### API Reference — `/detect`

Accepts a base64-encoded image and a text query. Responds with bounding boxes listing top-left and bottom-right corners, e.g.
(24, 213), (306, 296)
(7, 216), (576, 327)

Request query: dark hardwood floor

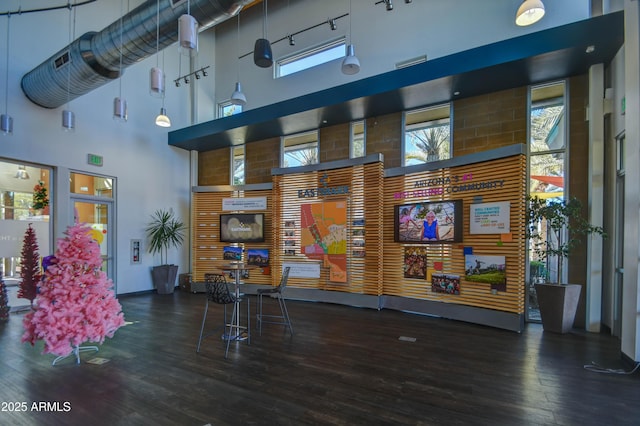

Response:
(1, 289), (639, 426)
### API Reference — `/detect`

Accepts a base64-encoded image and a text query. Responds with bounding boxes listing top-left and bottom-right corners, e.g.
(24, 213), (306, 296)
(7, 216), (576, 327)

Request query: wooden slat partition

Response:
(383, 154), (527, 314)
(272, 161), (384, 295)
(192, 190), (273, 286)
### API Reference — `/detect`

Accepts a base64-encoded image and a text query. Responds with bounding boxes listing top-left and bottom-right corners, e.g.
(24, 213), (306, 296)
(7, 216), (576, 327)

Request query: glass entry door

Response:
(72, 199), (114, 284)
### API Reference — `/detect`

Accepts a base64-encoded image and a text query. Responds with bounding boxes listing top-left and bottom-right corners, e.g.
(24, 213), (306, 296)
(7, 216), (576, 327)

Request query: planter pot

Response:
(151, 265), (179, 294)
(534, 283), (581, 333)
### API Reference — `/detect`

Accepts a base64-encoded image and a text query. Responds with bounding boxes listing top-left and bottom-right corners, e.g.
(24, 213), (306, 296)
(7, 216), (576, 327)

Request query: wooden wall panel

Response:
(383, 154), (527, 314)
(192, 190), (272, 286)
(273, 162), (384, 294)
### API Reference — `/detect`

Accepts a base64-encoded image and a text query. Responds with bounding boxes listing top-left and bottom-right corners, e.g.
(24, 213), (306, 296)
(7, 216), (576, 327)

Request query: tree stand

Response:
(52, 345), (99, 366)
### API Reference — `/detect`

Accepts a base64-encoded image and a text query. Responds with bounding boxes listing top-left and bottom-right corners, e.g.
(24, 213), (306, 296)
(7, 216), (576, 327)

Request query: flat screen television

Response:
(394, 200), (463, 243)
(219, 213), (265, 243)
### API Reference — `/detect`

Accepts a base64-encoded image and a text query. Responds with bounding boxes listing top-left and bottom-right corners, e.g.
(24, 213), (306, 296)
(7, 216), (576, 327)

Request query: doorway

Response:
(70, 172), (115, 288)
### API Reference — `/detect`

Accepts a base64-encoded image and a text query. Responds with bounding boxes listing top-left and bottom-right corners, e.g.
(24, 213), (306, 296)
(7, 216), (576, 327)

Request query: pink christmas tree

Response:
(18, 223), (41, 308)
(22, 222), (125, 359)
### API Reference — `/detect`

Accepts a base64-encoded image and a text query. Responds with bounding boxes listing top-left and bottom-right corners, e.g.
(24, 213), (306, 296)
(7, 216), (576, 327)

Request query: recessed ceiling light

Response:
(586, 45), (595, 53)
(454, 91), (460, 96)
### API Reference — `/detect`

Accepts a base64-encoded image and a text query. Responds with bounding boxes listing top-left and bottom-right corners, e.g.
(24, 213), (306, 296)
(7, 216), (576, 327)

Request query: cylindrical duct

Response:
(22, 0), (252, 109)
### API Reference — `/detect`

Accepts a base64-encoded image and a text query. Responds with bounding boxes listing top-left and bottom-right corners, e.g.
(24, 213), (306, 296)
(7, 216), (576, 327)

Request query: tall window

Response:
(232, 146), (245, 185)
(276, 39), (346, 78)
(527, 80), (567, 321)
(282, 131), (319, 168)
(403, 104), (451, 166)
(350, 121), (365, 158)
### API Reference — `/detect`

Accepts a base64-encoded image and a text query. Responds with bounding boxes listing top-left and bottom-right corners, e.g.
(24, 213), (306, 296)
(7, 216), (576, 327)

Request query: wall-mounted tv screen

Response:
(394, 200), (463, 243)
(220, 213), (265, 243)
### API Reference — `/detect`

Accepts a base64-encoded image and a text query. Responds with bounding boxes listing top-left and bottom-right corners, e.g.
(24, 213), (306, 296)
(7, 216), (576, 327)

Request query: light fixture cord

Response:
(236, 12), (240, 81)
(4, 13), (10, 114)
(263, 0), (268, 39)
(118, 0), (124, 99)
(155, 0), (159, 68)
(161, 50), (166, 108)
(348, 0), (352, 44)
(65, 3), (74, 109)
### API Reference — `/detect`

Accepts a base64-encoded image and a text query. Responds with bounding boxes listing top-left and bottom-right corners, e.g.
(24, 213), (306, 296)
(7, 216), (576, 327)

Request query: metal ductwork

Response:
(21, 0), (253, 109)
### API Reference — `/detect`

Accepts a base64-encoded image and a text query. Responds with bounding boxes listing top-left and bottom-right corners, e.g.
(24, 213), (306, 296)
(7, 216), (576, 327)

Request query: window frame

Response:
(402, 104), (452, 167)
(281, 130), (319, 168)
(350, 120), (366, 159)
(276, 38), (346, 78)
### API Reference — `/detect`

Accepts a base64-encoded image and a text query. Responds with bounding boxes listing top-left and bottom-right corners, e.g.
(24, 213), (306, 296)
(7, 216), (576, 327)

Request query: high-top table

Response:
(217, 262), (259, 341)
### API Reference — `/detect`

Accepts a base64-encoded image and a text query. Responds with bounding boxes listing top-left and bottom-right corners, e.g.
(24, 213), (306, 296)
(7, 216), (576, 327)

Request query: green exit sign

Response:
(88, 154), (103, 167)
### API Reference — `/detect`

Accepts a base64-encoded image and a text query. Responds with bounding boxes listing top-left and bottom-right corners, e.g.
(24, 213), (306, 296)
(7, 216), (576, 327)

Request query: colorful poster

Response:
(300, 201), (347, 282)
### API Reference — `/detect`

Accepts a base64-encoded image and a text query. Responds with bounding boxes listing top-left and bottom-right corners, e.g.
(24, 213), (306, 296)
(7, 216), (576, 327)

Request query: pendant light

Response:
(253, 0), (273, 68)
(515, 0), (545, 26)
(1, 13), (13, 135)
(230, 13), (246, 106)
(155, 51), (171, 128)
(150, 0), (165, 98)
(178, 0), (198, 57)
(62, 5), (76, 131)
(155, 107), (171, 127)
(342, 0), (360, 75)
(113, 0), (128, 122)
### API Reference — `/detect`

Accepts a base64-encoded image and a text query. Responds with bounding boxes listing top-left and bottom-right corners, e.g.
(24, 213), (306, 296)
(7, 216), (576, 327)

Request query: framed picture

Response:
(431, 274), (461, 295)
(404, 247), (427, 279)
(465, 254), (506, 289)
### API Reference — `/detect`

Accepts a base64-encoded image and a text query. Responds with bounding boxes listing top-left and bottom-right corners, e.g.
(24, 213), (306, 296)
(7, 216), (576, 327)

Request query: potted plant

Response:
(526, 195), (606, 333)
(146, 209), (186, 294)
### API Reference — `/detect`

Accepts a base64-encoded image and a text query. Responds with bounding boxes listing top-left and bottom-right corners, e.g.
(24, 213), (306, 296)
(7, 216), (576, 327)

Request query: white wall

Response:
(212, 0), (591, 113)
(0, 0), (192, 295)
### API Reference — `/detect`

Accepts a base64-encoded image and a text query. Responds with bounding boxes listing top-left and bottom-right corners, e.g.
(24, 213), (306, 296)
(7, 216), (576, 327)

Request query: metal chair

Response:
(196, 273), (250, 358)
(256, 267), (293, 336)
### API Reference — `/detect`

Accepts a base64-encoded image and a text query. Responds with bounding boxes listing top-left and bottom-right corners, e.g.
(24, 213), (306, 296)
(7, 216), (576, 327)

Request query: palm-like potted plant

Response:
(146, 209), (186, 294)
(526, 195), (606, 333)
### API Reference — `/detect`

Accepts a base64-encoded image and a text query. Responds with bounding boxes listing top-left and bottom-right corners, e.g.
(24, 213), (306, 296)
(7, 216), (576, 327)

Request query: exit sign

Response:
(88, 154), (103, 167)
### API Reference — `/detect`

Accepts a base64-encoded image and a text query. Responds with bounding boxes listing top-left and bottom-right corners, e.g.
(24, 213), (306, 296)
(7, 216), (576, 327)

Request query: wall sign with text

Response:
(469, 201), (510, 234)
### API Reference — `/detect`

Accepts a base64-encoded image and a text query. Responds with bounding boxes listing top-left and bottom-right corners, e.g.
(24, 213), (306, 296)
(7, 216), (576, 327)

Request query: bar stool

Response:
(196, 273), (250, 358)
(256, 267), (293, 336)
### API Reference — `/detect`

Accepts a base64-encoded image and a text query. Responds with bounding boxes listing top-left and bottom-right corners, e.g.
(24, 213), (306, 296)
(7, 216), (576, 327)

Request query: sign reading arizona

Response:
(300, 201), (347, 282)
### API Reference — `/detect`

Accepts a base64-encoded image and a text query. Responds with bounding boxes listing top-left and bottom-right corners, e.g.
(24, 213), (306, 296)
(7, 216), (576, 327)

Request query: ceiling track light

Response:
(240, 13), (350, 59)
(329, 19), (337, 30)
(374, 0), (394, 10)
(174, 66), (211, 88)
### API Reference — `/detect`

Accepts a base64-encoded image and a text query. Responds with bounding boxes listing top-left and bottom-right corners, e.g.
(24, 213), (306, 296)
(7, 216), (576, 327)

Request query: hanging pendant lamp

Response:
(113, 0), (127, 122)
(62, 6), (75, 132)
(342, 0), (360, 75)
(230, 82), (246, 106)
(155, 107), (171, 127)
(113, 97), (128, 122)
(1, 14), (13, 135)
(150, 0), (165, 97)
(178, 0), (198, 56)
(230, 13), (246, 106)
(515, 0), (545, 26)
(254, 0), (272, 68)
